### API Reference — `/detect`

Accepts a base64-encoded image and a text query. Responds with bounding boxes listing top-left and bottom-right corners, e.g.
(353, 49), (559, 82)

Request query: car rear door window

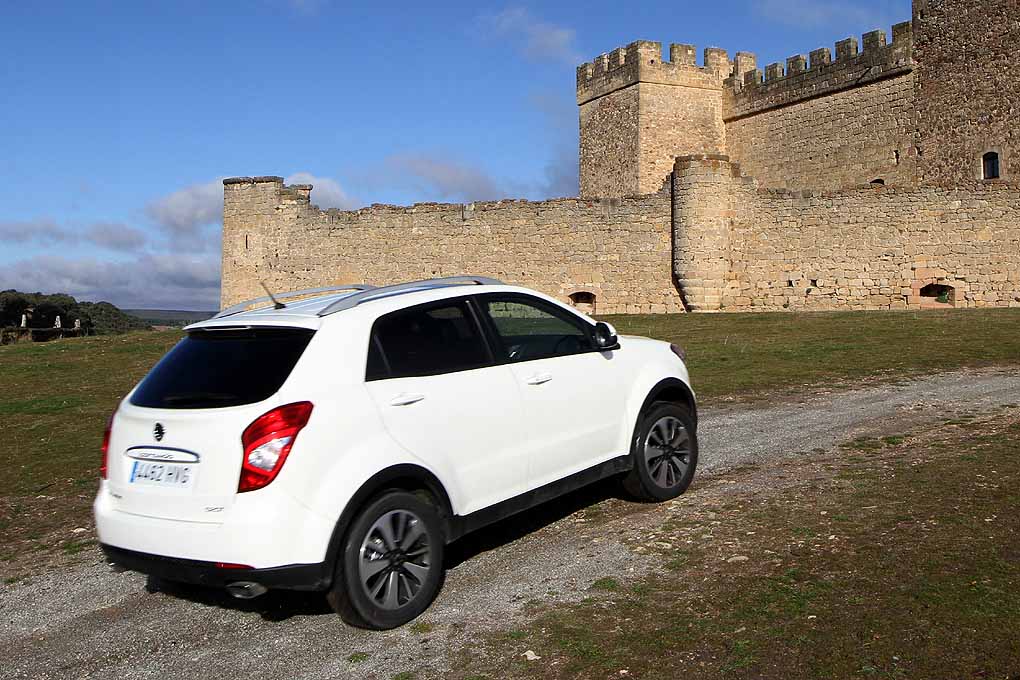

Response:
(130, 327), (314, 409)
(369, 299), (491, 379)
(480, 295), (594, 362)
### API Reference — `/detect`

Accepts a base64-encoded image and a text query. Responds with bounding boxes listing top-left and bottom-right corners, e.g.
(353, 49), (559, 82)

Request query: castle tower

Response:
(576, 41), (734, 198)
(913, 0), (1019, 186)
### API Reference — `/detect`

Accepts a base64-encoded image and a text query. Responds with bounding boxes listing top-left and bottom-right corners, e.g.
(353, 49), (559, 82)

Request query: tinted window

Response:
(130, 327), (314, 409)
(370, 300), (490, 379)
(365, 336), (389, 381)
(482, 296), (593, 362)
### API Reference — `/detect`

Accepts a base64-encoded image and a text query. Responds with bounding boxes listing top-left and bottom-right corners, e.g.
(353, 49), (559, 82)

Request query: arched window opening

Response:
(920, 283), (954, 305)
(983, 152), (1001, 180)
(568, 291), (597, 315)
(870, 178), (886, 186)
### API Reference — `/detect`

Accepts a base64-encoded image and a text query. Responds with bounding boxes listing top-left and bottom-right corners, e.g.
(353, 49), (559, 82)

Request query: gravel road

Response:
(2, 367), (1017, 680)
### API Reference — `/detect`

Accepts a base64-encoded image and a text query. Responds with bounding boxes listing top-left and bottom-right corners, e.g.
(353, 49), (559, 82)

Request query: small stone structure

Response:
(221, 0), (1019, 314)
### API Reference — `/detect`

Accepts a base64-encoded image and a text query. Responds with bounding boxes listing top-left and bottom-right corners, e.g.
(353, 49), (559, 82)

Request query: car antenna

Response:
(260, 281), (286, 310)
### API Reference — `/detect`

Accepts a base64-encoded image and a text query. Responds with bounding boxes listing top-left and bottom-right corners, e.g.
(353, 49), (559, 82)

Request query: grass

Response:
(604, 308), (1020, 402)
(453, 411), (1020, 679)
(590, 577), (620, 592)
(2, 309), (1019, 569)
(0, 330), (181, 570)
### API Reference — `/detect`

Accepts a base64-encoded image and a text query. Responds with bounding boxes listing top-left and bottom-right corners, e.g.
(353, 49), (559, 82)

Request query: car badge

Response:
(153, 423), (165, 442)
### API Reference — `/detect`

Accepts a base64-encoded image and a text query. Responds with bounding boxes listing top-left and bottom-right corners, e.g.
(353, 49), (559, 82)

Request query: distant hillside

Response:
(124, 309), (216, 326)
(0, 290), (151, 335)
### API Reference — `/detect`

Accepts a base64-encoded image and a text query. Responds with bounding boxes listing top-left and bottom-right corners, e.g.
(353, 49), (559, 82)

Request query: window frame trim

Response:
(473, 292), (601, 366)
(979, 148), (1005, 181)
(364, 295), (497, 382)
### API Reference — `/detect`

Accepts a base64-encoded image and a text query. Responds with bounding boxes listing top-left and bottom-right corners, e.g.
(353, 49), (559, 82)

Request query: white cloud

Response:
(0, 218), (78, 245)
(752, 0), (903, 30)
(385, 154), (506, 202)
(285, 172), (358, 210)
(481, 7), (581, 65)
(0, 218), (150, 252)
(145, 179), (223, 236)
(0, 253), (221, 310)
(85, 222), (148, 252)
(540, 145), (578, 198)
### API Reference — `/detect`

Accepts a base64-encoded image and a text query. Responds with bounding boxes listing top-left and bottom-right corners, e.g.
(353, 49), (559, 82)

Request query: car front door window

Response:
(482, 298), (593, 363)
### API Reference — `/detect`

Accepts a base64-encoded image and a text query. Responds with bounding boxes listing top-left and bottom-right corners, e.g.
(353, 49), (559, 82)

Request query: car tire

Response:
(326, 490), (445, 630)
(622, 401), (698, 502)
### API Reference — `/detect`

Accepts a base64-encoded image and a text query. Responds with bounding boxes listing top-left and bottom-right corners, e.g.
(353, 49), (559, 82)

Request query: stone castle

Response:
(221, 0), (1019, 314)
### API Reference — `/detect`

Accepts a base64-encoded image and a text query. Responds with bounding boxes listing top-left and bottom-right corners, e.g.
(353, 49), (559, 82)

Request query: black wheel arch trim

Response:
(641, 378), (698, 431)
(322, 464), (454, 588)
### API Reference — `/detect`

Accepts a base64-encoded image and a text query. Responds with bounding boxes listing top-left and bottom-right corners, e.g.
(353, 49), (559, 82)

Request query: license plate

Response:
(129, 460), (195, 489)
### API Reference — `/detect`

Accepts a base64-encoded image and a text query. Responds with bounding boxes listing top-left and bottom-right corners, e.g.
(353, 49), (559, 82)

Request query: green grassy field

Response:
(0, 309), (1018, 569)
(605, 308), (1020, 401)
(0, 331), (181, 567)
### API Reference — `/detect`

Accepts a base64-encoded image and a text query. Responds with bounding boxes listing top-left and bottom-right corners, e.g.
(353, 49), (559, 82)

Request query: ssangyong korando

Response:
(95, 276), (698, 629)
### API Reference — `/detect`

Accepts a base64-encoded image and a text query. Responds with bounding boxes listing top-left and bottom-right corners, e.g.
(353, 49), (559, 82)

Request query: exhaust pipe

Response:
(226, 581), (268, 599)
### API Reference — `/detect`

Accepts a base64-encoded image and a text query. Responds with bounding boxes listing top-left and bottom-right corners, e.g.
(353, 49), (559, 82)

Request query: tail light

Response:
(670, 343), (687, 362)
(100, 411), (115, 479)
(239, 402), (313, 493)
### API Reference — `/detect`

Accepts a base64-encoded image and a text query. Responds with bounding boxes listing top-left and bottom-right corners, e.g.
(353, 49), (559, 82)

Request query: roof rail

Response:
(317, 275), (504, 316)
(214, 284), (376, 319)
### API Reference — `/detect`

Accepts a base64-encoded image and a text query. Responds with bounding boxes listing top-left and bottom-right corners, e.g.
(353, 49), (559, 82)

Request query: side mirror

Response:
(593, 322), (619, 351)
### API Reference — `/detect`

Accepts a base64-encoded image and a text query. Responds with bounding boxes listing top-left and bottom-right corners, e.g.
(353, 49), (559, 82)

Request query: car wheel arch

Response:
(322, 464), (455, 585)
(640, 378), (697, 430)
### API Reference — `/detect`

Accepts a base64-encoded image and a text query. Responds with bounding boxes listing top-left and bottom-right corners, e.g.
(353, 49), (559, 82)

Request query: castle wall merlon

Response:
(724, 21), (913, 119)
(577, 40), (729, 104)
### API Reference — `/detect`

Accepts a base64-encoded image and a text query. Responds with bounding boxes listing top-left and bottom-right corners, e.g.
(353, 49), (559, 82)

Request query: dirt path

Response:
(2, 367), (1017, 680)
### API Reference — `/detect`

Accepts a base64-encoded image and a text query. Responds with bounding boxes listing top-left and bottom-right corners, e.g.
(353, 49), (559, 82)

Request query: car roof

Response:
(186, 277), (566, 332)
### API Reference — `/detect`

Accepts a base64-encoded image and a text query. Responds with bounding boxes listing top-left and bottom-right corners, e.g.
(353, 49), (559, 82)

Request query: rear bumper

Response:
(101, 544), (331, 591)
(93, 481), (335, 568)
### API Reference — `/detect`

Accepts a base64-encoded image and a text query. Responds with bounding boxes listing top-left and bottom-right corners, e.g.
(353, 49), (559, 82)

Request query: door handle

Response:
(525, 373), (553, 386)
(389, 393), (426, 406)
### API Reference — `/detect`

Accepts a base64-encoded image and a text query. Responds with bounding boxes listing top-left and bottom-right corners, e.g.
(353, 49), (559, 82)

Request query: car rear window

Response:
(129, 327), (315, 409)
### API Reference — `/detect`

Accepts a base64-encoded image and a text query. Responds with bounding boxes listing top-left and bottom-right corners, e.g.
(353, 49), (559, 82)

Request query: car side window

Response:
(481, 295), (594, 362)
(368, 299), (491, 380)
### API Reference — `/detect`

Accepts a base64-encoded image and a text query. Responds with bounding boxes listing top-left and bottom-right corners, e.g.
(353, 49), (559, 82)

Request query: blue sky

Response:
(0, 0), (909, 309)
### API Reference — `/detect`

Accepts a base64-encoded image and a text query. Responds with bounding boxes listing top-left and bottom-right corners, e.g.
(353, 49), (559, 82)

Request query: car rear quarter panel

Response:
(272, 321), (468, 552)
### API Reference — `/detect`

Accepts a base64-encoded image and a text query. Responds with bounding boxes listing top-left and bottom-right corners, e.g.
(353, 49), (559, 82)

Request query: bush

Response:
(0, 290), (150, 335)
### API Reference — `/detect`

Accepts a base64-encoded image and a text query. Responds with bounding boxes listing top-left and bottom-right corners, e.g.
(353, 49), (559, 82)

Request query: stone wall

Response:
(673, 156), (1020, 312)
(578, 86), (641, 199)
(914, 0), (1020, 186)
(221, 177), (685, 315)
(723, 24), (916, 190)
(725, 73), (916, 190)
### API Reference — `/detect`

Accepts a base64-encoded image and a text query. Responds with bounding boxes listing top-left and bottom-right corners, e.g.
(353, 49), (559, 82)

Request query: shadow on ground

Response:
(142, 478), (631, 622)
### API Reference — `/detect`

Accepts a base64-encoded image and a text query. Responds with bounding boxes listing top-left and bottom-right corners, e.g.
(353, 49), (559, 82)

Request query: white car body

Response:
(94, 277), (696, 606)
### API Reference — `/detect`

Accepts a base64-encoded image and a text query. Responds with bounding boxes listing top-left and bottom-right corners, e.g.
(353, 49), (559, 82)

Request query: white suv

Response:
(95, 276), (698, 629)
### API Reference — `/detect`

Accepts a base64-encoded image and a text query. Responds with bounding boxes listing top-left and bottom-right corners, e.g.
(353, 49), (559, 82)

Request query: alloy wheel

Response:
(358, 509), (431, 610)
(643, 415), (691, 489)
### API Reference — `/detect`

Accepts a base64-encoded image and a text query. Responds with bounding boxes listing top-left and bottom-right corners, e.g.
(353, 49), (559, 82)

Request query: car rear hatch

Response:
(105, 326), (315, 523)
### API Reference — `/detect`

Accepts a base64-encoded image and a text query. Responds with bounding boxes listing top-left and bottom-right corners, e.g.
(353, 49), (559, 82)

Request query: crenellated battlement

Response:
(576, 40), (731, 105)
(724, 21), (913, 119)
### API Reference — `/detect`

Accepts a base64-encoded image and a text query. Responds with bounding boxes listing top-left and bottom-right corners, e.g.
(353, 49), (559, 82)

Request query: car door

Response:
(364, 297), (527, 515)
(476, 293), (628, 491)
